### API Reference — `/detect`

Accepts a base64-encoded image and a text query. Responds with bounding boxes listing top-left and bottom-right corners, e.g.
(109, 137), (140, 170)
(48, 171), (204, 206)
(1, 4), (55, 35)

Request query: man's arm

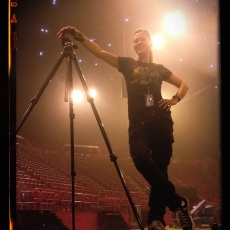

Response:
(57, 25), (119, 69)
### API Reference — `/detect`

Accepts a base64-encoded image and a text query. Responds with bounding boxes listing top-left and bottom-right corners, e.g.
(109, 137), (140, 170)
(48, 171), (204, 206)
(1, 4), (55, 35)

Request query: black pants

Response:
(129, 114), (181, 226)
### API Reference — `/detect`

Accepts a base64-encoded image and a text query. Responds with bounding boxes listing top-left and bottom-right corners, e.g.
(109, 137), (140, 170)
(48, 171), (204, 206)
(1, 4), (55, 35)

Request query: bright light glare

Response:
(72, 89), (97, 103)
(164, 12), (185, 35)
(89, 89), (96, 98)
(72, 90), (83, 103)
(152, 35), (163, 49)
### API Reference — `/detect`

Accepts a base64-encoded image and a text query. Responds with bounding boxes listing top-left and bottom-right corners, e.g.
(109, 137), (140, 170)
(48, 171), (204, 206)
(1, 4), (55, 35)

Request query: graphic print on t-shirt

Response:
(131, 66), (160, 85)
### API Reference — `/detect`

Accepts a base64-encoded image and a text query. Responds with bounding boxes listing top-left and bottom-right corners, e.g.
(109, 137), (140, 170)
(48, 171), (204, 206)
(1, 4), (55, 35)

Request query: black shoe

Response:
(176, 196), (195, 230)
(148, 220), (166, 230)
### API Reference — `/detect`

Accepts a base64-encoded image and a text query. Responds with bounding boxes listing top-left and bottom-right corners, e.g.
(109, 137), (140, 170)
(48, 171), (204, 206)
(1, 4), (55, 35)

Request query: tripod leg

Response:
(10, 51), (67, 144)
(14, 41), (78, 230)
(71, 52), (145, 230)
(65, 55), (77, 230)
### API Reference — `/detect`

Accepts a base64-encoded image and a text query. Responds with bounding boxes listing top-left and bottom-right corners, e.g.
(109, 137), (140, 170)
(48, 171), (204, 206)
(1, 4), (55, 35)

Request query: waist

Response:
(128, 108), (170, 122)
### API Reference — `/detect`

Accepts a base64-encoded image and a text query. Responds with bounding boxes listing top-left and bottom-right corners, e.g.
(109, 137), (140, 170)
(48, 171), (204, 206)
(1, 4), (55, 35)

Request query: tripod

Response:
(12, 36), (144, 230)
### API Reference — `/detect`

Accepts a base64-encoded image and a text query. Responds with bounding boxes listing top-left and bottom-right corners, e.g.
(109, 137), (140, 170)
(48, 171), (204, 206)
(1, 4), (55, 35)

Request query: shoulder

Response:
(118, 56), (136, 64)
(155, 63), (168, 69)
(118, 57), (138, 71)
(155, 63), (172, 79)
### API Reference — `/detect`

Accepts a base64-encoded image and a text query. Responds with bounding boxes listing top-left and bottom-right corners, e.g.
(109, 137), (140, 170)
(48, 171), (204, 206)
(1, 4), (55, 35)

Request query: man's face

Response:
(133, 31), (152, 56)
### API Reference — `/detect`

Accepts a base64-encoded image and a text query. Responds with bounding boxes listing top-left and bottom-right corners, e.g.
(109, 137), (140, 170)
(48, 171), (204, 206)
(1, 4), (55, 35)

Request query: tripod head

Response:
(61, 34), (78, 49)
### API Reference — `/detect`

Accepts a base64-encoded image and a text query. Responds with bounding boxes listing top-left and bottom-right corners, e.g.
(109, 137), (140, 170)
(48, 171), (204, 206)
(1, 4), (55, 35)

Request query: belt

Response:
(129, 109), (156, 122)
(129, 110), (173, 129)
(146, 110), (156, 117)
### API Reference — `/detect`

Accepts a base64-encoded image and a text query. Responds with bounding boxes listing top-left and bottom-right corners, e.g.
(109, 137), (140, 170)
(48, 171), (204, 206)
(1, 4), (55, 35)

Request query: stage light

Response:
(152, 35), (163, 49)
(72, 89), (97, 103)
(164, 12), (185, 35)
(89, 89), (96, 99)
(72, 90), (83, 103)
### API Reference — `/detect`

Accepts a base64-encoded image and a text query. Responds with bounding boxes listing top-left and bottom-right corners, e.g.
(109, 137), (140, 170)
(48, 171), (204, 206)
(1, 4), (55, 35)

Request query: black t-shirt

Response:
(118, 57), (172, 121)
